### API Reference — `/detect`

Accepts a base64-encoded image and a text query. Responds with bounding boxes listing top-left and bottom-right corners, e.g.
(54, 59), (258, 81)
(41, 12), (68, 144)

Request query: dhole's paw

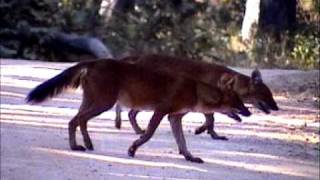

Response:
(128, 146), (136, 157)
(185, 156), (204, 163)
(194, 126), (207, 135)
(211, 135), (228, 141)
(210, 132), (228, 141)
(86, 144), (94, 151)
(71, 145), (86, 151)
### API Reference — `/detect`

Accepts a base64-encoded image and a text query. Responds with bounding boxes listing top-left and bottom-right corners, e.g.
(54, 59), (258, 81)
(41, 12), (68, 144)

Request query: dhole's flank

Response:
(26, 59), (250, 163)
(115, 54), (278, 140)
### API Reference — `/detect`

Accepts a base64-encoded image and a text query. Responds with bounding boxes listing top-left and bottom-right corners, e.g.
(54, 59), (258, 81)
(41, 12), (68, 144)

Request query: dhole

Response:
(26, 59), (251, 163)
(115, 54), (279, 140)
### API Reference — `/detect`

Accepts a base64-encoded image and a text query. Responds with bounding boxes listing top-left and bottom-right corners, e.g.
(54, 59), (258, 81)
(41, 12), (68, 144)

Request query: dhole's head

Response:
(219, 69), (279, 114)
(248, 69), (279, 114)
(218, 77), (251, 122)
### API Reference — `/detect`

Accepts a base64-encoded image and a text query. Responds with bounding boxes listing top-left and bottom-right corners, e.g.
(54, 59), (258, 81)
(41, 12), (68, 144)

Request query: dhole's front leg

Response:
(168, 114), (204, 163)
(128, 111), (166, 157)
(194, 113), (228, 140)
(115, 107), (145, 134)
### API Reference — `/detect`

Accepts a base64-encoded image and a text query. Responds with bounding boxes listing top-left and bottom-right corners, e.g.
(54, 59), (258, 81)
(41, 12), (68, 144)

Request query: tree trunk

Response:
(241, 0), (261, 42)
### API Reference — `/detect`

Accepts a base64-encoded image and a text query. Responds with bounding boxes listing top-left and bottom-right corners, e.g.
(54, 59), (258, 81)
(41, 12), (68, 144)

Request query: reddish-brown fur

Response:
(27, 59), (250, 163)
(115, 54), (279, 140)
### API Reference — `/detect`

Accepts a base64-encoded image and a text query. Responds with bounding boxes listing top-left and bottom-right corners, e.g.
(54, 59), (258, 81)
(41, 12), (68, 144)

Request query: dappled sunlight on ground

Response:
(34, 147), (208, 172)
(1, 101), (318, 145)
(1, 59), (319, 180)
(201, 157), (314, 178)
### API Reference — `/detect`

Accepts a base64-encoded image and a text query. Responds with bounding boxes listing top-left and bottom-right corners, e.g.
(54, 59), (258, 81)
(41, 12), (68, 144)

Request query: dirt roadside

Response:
(1, 59), (319, 180)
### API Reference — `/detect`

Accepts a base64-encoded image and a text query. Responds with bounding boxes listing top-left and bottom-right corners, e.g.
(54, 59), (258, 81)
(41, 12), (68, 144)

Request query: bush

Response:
(0, 0), (319, 70)
(291, 33), (320, 69)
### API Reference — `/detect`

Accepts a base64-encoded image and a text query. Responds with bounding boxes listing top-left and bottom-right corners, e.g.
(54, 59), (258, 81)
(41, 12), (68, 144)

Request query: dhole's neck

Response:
(233, 74), (251, 99)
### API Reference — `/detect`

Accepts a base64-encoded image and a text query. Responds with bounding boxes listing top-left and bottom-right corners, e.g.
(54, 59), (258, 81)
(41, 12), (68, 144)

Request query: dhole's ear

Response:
(251, 68), (262, 84)
(218, 73), (235, 90)
(225, 77), (235, 90)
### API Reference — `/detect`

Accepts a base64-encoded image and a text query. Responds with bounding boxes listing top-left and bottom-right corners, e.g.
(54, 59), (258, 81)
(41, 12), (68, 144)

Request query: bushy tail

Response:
(26, 63), (87, 103)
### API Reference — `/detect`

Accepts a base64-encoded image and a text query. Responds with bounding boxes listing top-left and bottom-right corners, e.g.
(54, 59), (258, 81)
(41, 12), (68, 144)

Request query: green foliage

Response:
(104, 0), (203, 57)
(0, 0), (100, 60)
(288, 0), (320, 69)
(291, 33), (320, 69)
(103, 0), (246, 64)
(248, 0), (320, 69)
(0, 0), (319, 69)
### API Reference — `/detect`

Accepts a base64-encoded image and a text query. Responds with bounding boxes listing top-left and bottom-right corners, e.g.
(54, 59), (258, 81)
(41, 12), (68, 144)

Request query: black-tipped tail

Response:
(26, 64), (84, 104)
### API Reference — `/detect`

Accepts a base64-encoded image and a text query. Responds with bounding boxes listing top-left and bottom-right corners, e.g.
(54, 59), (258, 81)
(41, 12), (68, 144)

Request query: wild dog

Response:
(115, 54), (279, 140)
(26, 59), (250, 163)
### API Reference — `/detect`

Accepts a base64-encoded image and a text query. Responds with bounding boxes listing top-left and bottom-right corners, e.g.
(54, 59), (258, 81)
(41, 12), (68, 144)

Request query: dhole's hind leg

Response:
(79, 115), (94, 150)
(168, 114), (204, 163)
(69, 115), (85, 151)
(115, 104), (122, 129)
(69, 107), (102, 151)
(128, 110), (145, 134)
(69, 98), (115, 151)
(128, 111), (166, 157)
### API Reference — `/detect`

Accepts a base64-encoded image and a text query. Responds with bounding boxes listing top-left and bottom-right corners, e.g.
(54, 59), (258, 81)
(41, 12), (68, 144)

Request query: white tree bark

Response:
(241, 0), (261, 42)
(99, 0), (116, 22)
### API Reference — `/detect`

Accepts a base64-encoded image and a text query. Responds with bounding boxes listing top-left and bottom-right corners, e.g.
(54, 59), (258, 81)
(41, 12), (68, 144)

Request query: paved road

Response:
(1, 59), (319, 180)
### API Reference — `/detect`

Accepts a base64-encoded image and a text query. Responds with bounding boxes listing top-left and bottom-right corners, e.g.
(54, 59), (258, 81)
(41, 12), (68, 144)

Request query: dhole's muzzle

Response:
(255, 100), (279, 114)
(226, 105), (251, 122)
